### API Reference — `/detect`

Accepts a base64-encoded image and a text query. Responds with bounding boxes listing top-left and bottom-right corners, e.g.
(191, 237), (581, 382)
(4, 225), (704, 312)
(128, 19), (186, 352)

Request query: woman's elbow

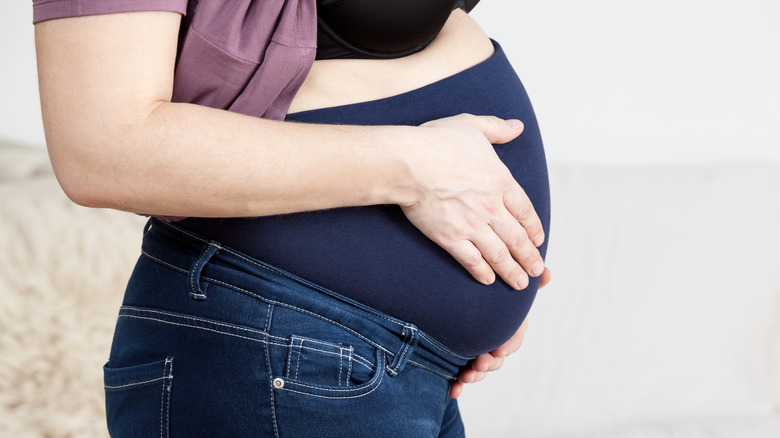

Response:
(48, 154), (109, 208)
(45, 136), (127, 210)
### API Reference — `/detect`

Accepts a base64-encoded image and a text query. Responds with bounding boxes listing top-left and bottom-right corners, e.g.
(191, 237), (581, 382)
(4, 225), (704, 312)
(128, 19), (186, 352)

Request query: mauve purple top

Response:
(33, 0), (317, 120)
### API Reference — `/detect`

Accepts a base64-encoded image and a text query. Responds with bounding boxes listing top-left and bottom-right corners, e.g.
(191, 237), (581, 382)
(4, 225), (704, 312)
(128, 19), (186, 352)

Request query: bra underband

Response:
(316, 0), (480, 60)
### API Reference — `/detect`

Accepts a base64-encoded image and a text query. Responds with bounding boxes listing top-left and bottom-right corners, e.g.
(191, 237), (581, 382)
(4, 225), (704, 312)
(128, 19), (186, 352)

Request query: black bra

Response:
(316, 0), (480, 60)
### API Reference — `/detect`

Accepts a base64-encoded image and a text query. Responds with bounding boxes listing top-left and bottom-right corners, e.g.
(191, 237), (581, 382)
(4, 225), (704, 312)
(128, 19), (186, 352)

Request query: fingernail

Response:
(532, 261), (544, 277)
(516, 275), (529, 290)
(533, 232), (544, 247)
(508, 119), (524, 130)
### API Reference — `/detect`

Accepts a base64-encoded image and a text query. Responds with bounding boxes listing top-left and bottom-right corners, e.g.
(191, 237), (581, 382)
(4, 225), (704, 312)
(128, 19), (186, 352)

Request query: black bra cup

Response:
(316, 0), (480, 60)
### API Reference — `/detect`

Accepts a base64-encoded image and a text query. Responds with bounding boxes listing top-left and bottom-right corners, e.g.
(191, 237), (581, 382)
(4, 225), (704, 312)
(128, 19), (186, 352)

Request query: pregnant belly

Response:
(180, 43), (550, 356)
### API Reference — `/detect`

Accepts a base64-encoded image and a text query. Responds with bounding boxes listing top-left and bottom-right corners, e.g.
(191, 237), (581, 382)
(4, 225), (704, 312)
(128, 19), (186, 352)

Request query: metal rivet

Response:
(272, 378), (285, 389)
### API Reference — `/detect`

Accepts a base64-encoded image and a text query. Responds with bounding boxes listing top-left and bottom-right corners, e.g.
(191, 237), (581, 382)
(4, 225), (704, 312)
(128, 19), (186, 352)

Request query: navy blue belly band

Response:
(179, 41), (550, 356)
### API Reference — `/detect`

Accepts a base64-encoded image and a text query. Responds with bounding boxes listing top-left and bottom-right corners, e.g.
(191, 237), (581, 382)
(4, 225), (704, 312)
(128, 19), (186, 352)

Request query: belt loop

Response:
(143, 218), (154, 235)
(188, 241), (221, 300)
(387, 324), (418, 377)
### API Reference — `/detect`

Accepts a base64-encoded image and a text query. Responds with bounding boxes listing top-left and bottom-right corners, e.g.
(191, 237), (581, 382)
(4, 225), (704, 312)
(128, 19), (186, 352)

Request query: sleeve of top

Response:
(32, 0), (189, 24)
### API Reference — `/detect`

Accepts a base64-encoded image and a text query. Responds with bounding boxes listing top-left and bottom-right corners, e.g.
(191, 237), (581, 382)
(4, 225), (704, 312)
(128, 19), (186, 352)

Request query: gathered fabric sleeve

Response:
(33, 0), (317, 121)
(32, 0), (189, 24)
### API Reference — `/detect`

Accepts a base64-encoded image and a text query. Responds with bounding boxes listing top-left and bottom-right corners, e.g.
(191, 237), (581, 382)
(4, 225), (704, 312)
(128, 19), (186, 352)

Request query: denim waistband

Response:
(140, 217), (473, 382)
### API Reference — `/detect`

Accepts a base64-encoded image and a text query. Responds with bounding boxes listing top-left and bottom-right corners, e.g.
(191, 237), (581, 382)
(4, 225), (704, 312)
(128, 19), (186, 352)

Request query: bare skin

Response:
(34, 8), (549, 398)
(288, 10), (495, 113)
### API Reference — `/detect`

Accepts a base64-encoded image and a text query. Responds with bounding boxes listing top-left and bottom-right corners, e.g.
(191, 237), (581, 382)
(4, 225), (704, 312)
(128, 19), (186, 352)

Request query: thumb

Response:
(475, 116), (524, 145)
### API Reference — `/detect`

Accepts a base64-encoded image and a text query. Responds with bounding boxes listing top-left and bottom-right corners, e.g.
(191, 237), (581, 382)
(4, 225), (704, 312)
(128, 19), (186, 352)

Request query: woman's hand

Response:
(400, 114), (545, 290)
(449, 267), (551, 398)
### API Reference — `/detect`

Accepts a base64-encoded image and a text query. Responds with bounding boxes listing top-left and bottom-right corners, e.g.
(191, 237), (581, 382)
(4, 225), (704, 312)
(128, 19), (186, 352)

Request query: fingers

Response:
(450, 351), (507, 398)
(492, 318), (528, 357)
(468, 225), (527, 289)
(424, 114), (524, 145)
(460, 348), (513, 384)
(449, 381), (464, 398)
(456, 354), (502, 385)
(469, 114), (525, 145)
(450, 319), (531, 398)
(437, 203), (544, 290)
(504, 181), (545, 247)
(472, 353), (506, 374)
(485, 209), (545, 288)
(447, 240), (496, 286)
(539, 267), (552, 289)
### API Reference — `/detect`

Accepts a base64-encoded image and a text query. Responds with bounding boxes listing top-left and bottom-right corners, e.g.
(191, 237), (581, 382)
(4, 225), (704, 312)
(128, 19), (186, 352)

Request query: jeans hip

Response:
(103, 217), (472, 437)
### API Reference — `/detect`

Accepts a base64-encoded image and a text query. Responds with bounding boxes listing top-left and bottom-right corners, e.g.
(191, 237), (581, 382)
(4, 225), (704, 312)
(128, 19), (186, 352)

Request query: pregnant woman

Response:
(34, 0), (550, 436)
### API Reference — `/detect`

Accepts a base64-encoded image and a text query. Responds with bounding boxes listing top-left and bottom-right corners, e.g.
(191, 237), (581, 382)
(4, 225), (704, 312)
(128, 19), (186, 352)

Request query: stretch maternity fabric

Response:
(180, 41), (551, 356)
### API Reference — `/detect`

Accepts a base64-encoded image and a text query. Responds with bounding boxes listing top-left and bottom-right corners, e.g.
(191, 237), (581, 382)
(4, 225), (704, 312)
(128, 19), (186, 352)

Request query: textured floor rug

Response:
(0, 144), (146, 437)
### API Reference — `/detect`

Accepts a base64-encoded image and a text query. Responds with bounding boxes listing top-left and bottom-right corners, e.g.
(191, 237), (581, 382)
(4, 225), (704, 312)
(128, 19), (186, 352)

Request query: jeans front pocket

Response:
(104, 357), (174, 438)
(285, 335), (352, 385)
(267, 305), (386, 399)
(284, 335), (379, 388)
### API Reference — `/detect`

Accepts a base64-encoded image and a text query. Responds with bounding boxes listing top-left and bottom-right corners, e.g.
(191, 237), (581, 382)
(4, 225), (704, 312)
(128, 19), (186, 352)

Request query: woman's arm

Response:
(35, 11), (545, 289)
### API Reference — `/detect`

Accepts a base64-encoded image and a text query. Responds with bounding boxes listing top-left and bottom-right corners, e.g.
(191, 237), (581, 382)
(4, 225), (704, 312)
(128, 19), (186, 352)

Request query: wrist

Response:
(365, 125), (424, 208)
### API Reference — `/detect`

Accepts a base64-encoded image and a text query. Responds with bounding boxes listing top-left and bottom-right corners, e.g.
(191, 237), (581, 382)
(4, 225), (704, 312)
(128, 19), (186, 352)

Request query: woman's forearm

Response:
(35, 12), (418, 218)
(50, 98), (418, 217)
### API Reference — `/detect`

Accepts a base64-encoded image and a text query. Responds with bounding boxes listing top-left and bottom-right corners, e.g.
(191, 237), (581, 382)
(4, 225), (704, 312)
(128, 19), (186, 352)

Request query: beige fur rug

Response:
(0, 144), (146, 437)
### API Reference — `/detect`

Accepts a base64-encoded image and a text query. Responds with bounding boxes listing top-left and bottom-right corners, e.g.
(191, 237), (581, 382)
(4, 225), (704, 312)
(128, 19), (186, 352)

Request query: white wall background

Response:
(1, 2), (45, 148)
(3, 1), (780, 164)
(470, 0), (780, 164)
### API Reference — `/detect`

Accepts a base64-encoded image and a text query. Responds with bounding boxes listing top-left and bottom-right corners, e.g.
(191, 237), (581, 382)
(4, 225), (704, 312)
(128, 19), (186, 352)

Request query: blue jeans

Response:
(104, 218), (473, 437)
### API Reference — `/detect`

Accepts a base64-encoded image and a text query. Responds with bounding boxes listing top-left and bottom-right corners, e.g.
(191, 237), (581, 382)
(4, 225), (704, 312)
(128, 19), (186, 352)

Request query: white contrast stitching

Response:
(264, 303), (272, 332)
(263, 333), (280, 438)
(416, 331), (470, 360)
(104, 375), (169, 390)
(279, 355), (385, 400)
(407, 360), (458, 381)
(284, 347), (292, 379)
(280, 353), (385, 394)
(160, 369), (165, 438)
(201, 277), (393, 357)
(162, 358), (172, 438)
(294, 338), (302, 380)
(351, 353), (373, 370)
(287, 336), (340, 350)
(119, 315), (268, 344)
(121, 307), (268, 337)
(141, 250), (187, 273)
(188, 248), (205, 295)
(338, 347), (343, 386)
(278, 384), (382, 400)
(345, 346), (354, 386)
